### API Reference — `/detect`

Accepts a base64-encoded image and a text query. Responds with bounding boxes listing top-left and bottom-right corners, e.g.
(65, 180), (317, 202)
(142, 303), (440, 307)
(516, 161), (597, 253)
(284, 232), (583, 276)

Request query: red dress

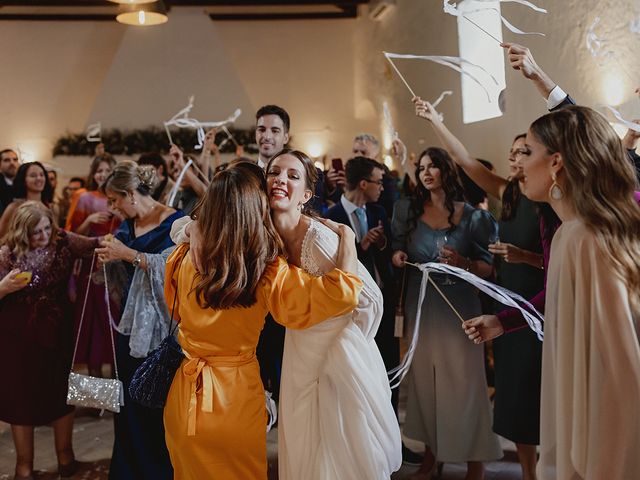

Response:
(0, 231), (98, 425)
(66, 190), (121, 370)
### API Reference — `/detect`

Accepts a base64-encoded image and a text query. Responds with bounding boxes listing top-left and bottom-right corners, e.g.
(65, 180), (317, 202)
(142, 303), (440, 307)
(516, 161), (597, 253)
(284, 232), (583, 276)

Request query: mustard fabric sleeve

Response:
(264, 256), (363, 330)
(164, 243), (189, 323)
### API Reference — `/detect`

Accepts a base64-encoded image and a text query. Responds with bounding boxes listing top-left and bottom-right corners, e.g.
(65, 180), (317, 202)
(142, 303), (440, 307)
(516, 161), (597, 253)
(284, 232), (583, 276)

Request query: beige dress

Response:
(539, 220), (640, 479)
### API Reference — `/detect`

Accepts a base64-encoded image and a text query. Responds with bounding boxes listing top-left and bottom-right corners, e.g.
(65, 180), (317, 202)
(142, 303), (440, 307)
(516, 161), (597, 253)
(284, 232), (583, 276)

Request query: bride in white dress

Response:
(266, 150), (401, 480)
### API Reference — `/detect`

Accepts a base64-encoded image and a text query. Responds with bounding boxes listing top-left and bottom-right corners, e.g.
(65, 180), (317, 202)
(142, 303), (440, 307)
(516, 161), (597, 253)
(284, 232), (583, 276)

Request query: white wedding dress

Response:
(278, 219), (402, 480)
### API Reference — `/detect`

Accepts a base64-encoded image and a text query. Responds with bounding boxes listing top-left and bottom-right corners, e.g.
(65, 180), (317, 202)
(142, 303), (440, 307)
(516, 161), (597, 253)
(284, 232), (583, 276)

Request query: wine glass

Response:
(436, 234), (455, 285)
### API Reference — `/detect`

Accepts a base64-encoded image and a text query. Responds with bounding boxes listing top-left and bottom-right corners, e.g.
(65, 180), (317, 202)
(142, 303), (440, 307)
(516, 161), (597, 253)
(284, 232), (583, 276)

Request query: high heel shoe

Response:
(58, 459), (78, 478)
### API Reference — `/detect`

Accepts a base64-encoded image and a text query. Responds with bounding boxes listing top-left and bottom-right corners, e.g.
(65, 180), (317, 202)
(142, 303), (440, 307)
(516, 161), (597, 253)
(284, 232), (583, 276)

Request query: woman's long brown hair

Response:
(193, 161), (283, 309)
(409, 147), (464, 234)
(530, 105), (640, 312)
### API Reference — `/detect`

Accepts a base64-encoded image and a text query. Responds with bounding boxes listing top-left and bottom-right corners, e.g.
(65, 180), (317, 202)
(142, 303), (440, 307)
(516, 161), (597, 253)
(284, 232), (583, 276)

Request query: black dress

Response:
(492, 195), (544, 445)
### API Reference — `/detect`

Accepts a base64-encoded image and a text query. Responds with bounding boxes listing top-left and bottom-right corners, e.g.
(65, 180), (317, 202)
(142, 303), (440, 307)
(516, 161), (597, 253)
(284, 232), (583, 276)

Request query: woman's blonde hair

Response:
(1, 201), (57, 258)
(530, 105), (640, 311)
(101, 160), (157, 197)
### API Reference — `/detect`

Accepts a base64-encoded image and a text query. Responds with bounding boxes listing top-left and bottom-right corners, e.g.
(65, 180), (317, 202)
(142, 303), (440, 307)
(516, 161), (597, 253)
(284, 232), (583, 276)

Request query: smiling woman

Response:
(95, 159), (183, 479)
(264, 149), (402, 480)
(64, 154), (122, 382)
(0, 161), (54, 238)
(0, 201), (100, 479)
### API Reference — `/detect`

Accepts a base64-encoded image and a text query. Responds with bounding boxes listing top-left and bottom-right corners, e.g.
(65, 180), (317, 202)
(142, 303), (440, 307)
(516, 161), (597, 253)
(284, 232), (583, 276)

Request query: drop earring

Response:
(548, 172), (564, 200)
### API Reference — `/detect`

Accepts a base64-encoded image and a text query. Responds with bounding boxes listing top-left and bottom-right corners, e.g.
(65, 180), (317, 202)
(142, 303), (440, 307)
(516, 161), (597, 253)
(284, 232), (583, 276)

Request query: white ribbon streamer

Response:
(86, 122), (102, 143)
(444, 0), (546, 37)
(432, 90), (453, 109)
(266, 390), (277, 433)
(491, 0), (546, 13)
(605, 106), (640, 133)
(387, 261), (544, 389)
(384, 52), (498, 102)
(164, 96), (242, 150)
(167, 158), (193, 207)
(387, 268), (429, 389)
(586, 17), (614, 60)
(383, 101), (397, 140)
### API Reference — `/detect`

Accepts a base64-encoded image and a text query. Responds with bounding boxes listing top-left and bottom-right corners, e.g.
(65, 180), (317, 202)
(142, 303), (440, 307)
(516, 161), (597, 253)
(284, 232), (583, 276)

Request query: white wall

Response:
(356, 0), (639, 176)
(1, 1), (637, 182)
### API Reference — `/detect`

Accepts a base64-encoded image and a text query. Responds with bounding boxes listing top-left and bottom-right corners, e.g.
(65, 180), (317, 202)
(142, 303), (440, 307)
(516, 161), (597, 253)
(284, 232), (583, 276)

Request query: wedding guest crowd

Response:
(0, 40), (638, 480)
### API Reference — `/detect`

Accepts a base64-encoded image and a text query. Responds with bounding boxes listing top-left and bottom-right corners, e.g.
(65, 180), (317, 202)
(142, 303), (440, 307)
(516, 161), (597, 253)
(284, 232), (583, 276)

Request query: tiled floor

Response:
(1, 365), (523, 479)
(0, 413), (523, 479)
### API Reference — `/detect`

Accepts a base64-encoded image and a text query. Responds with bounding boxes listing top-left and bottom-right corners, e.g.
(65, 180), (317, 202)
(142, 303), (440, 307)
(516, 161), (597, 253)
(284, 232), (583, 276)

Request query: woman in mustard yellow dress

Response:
(163, 162), (363, 480)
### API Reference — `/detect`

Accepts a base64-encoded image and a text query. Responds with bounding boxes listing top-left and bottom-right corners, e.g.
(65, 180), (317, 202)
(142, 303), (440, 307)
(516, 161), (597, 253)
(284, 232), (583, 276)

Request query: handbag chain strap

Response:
(69, 251), (120, 381)
(102, 262), (120, 381)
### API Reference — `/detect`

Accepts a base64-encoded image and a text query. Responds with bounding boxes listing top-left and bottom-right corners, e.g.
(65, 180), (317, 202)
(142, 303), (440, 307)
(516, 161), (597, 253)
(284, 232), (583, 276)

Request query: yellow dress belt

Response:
(181, 350), (256, 436)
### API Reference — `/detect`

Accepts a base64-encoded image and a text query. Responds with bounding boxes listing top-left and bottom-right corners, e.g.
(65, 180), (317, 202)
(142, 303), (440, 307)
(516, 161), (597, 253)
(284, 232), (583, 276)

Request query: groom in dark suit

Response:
(326, 156), (399, 407)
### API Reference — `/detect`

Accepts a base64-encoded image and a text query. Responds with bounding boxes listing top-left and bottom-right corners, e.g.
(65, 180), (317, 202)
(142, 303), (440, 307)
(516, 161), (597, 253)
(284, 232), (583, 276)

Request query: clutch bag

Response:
(67, 372), (124, 413)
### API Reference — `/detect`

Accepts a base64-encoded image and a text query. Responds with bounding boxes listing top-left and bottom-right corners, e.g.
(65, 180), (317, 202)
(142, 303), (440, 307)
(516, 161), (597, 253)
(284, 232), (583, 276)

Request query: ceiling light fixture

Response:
(116, 1), (168, 26)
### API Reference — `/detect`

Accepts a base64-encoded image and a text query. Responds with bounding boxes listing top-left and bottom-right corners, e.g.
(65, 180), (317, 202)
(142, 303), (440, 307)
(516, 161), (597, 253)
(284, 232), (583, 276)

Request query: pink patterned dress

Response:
(0, 231), (98, 424)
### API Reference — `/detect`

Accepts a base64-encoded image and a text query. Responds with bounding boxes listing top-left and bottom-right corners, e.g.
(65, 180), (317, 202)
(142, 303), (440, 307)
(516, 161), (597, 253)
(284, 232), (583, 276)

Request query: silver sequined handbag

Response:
(67, 253), (124, 413)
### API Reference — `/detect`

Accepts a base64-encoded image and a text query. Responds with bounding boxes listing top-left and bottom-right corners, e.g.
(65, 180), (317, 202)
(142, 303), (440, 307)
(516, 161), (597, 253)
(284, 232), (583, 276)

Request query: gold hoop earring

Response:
(548, 172), (564, 200)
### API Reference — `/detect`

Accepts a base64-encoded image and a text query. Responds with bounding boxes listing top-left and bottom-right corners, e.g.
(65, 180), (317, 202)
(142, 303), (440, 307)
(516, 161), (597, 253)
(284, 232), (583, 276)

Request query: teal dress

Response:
(492, 195), (544, 445)
(392, 200), (502, 462)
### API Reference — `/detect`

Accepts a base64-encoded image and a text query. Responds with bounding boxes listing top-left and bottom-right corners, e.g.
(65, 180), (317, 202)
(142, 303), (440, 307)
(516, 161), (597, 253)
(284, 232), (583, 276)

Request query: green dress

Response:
(392, 200), (502, 462)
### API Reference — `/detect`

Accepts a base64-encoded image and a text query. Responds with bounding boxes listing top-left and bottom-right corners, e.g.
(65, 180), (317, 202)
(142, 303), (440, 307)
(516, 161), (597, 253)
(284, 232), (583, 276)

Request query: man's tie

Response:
(354, 207), (368, 242)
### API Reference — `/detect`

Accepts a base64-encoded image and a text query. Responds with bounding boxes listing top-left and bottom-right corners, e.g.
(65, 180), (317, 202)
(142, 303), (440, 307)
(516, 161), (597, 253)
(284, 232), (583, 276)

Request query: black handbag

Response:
(129, 250), (186, 408)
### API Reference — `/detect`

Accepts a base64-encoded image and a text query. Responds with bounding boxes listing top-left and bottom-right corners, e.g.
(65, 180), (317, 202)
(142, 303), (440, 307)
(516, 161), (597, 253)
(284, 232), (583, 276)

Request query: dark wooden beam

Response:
(0, 13), (116, 21)
(0, 0), (368, 5)
(208, 6), (358, 21)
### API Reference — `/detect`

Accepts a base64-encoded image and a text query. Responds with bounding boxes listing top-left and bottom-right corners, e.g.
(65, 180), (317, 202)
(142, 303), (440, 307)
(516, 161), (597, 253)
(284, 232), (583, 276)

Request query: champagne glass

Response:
(436, 234), (455, 285)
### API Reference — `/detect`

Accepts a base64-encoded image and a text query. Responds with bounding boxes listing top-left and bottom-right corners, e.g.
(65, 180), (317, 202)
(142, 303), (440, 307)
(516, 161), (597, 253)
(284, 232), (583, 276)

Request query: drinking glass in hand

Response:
(436, 234), (455, 285)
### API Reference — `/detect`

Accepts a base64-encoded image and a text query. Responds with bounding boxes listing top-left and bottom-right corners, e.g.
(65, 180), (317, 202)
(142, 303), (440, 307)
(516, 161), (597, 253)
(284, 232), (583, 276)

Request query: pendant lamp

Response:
(116, 1), (168, 26)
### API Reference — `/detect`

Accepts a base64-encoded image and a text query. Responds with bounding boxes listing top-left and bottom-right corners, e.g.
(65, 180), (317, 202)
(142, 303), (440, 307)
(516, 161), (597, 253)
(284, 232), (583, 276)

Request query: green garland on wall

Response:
(53, 127), (259, 156)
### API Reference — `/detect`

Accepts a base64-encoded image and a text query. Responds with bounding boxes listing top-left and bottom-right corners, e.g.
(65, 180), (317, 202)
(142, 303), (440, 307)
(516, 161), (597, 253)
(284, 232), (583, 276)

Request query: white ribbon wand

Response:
(387, 260), (544, 388)
(86, 122), (102, 143)
(385, 52), (498, 102)
(164, 96), (242, 149)
(605, 106), (640, 133)
(444, 0), (547, 41)
(167, 158), (194, 208)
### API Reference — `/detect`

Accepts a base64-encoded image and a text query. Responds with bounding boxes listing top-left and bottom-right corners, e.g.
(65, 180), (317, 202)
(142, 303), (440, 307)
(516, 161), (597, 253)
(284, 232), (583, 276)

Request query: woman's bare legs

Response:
(52, 411), (75, 467)
(466, 461), (485, 480)
(10, 425), (34, 477)
(516, 443), (538, 480)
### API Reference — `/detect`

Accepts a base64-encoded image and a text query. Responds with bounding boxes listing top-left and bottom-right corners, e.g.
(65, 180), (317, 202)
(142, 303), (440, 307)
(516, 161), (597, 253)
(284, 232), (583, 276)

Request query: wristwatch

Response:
(132, 252), (143, 268)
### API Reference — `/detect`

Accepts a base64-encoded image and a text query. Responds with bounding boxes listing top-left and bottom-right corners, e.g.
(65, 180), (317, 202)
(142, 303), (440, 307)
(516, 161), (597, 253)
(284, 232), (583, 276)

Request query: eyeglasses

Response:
(363, 179), (384, 186)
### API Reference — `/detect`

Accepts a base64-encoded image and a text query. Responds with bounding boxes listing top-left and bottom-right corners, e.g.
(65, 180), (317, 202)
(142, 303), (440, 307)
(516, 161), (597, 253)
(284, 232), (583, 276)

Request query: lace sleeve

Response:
(302, 220), (383, 339)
